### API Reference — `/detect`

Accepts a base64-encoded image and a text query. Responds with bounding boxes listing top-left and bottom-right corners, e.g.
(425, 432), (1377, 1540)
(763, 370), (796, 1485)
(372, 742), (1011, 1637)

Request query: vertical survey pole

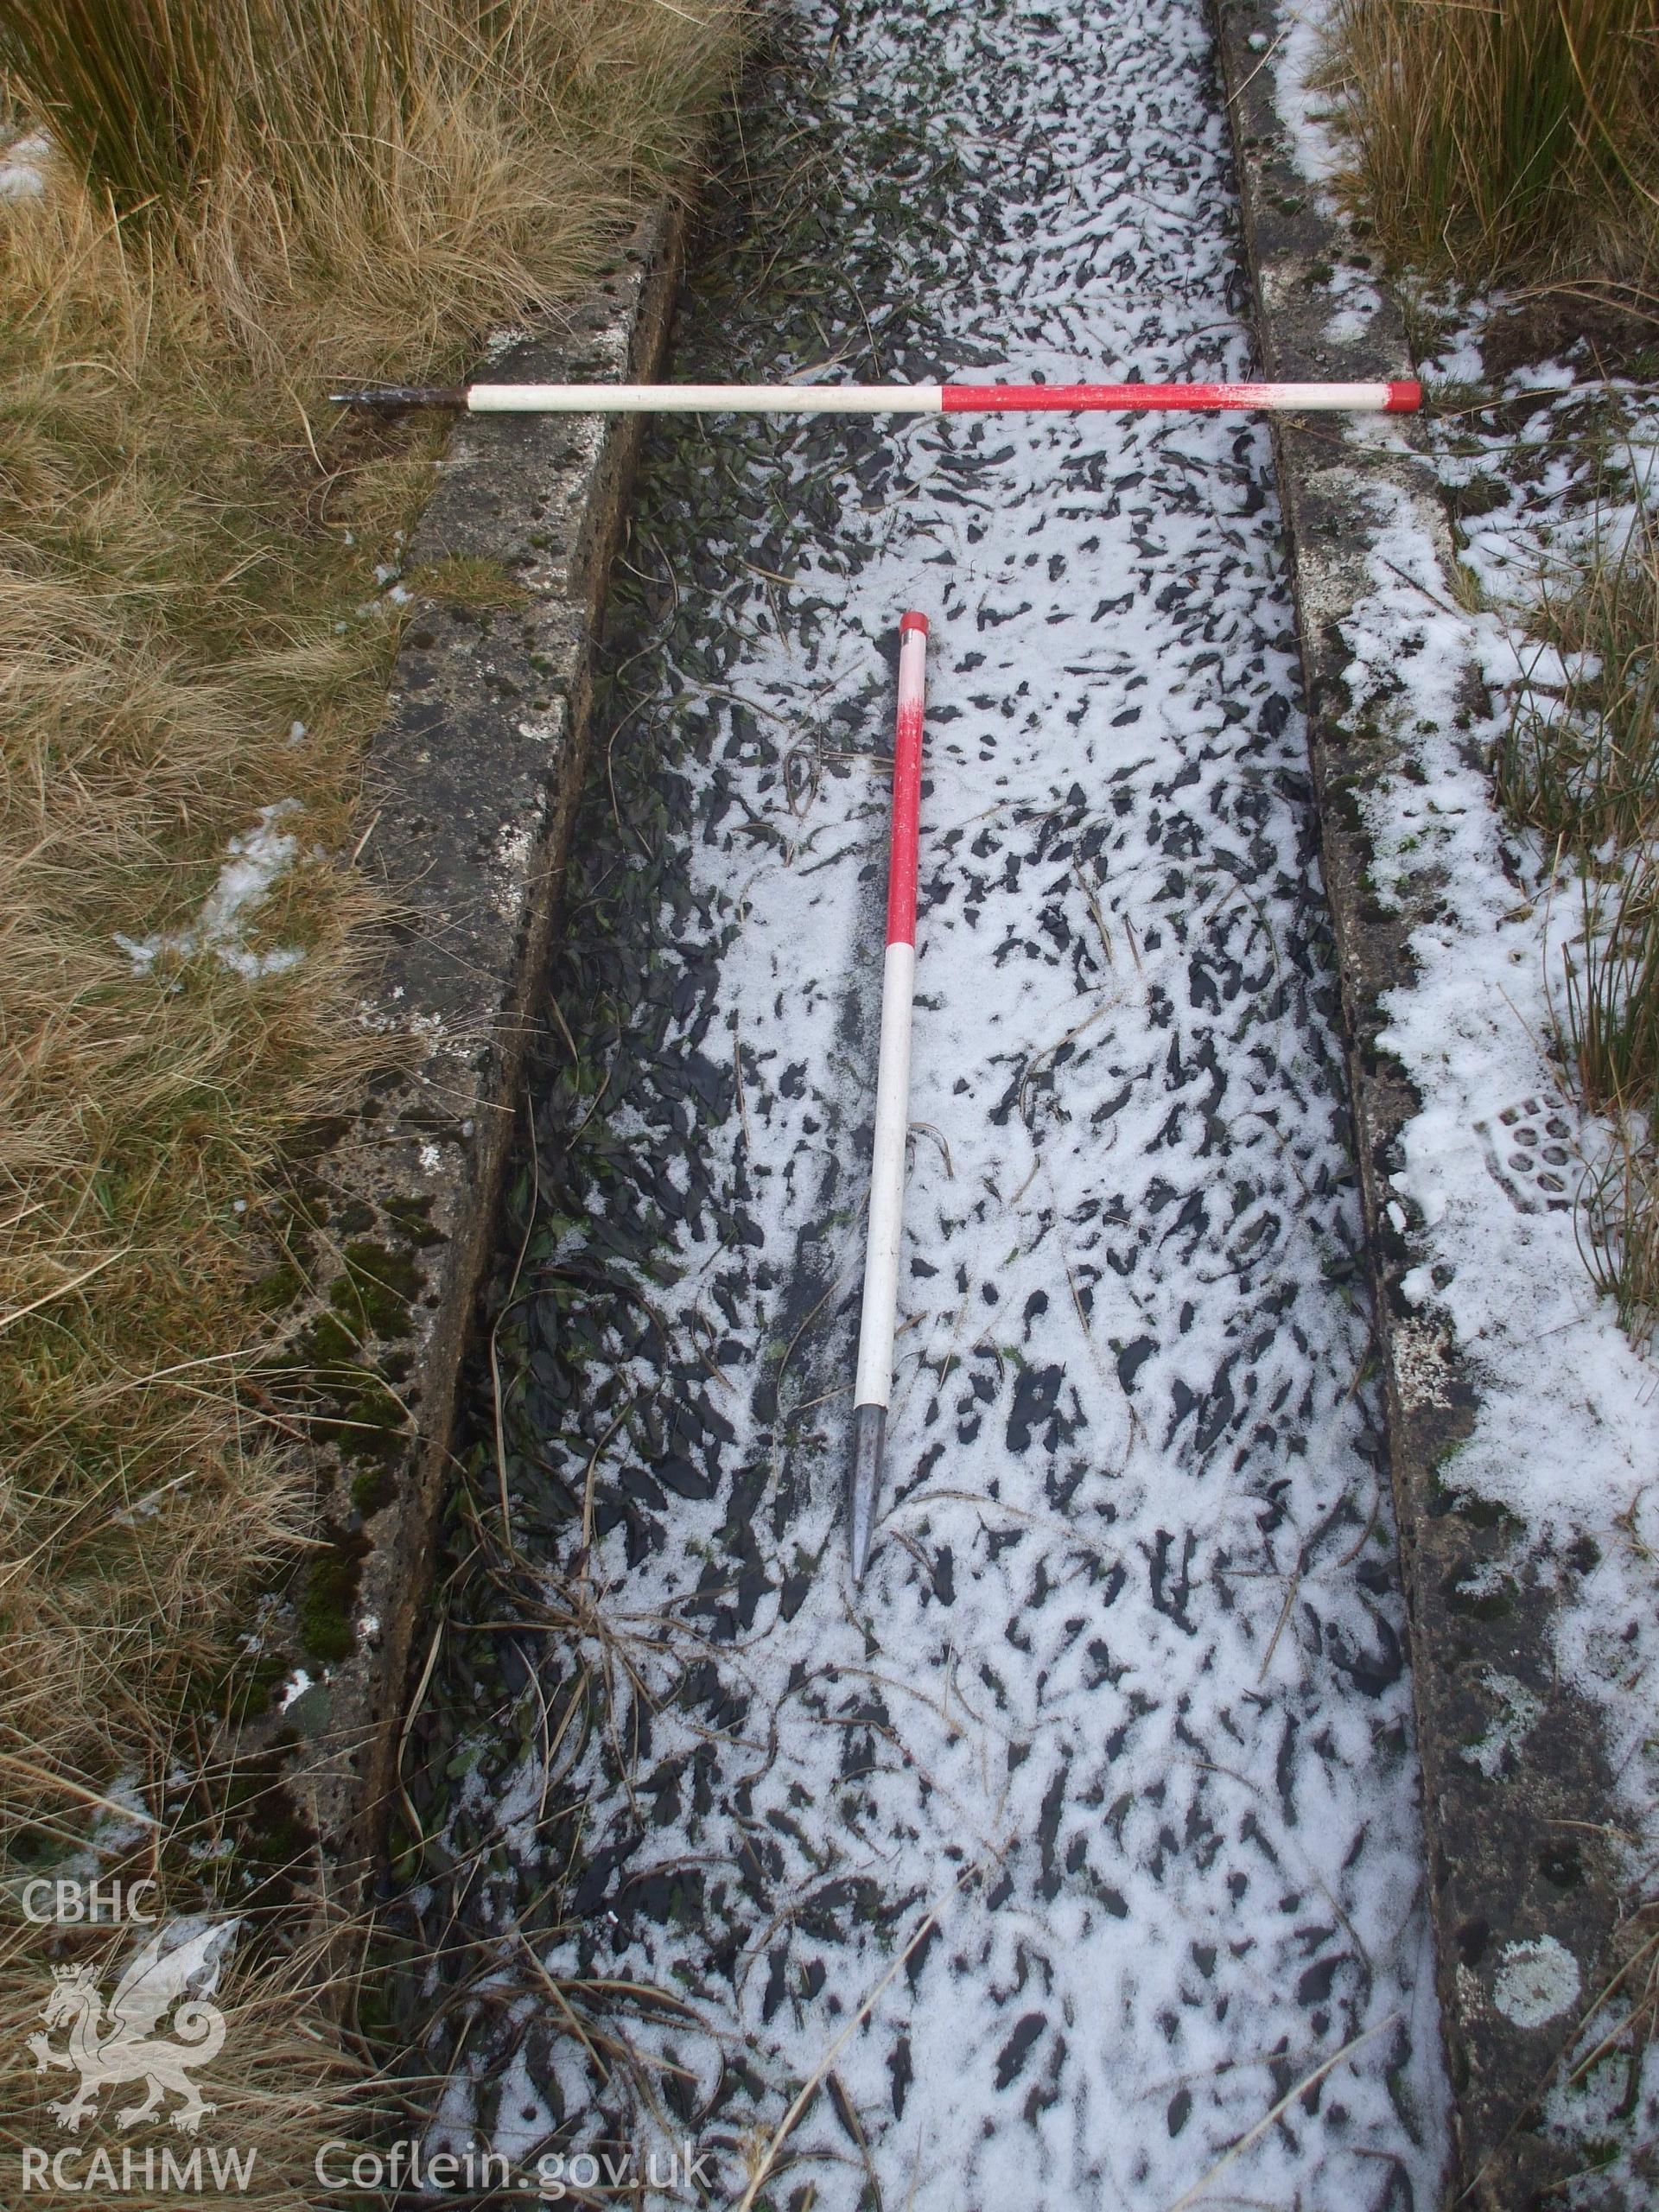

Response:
(849, 612), (928, 1581)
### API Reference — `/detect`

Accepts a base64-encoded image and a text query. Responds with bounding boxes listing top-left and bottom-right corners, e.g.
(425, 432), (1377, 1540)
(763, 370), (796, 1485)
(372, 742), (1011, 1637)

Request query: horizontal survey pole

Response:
(329, 378), (1423, 416)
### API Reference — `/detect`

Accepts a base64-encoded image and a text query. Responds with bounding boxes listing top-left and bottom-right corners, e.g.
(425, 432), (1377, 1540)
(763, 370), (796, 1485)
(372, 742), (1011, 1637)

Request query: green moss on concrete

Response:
(297, 1526), (371, 1663)
(331, 1239), (423, 1340)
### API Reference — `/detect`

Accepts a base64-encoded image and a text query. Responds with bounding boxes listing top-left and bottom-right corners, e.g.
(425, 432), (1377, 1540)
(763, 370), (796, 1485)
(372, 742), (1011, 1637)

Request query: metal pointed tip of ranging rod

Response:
(849, 1404), (886, 1583)
(327, 385), (467, 411)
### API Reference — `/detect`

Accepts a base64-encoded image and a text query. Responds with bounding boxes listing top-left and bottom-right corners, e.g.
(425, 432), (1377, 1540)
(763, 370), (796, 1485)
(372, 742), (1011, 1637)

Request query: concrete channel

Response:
(388, 2), (1454, 2202)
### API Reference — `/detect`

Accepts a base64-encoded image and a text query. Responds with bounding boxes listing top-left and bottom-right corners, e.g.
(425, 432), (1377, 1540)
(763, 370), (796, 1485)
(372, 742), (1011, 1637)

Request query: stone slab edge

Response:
(1209, 5), (1630, 2203)
(254, 205), (683, 1902)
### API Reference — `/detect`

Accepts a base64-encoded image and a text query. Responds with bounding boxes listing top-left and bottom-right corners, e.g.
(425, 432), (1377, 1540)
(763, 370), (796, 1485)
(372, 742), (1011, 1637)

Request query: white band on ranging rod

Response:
(849, 613), (929, 1583)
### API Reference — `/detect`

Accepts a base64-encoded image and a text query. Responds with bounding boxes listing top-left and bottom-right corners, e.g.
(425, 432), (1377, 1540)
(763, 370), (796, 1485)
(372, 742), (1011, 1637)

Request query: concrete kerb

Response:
(1211, 3), (1631, 2202)
(251, 204), (686, 1912)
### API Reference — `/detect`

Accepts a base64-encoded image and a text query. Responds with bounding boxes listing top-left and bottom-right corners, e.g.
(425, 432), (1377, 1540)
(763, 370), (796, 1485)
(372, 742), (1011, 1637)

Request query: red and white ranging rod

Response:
(850, 613), (929, 1584)
(330, 378), (1423, 416)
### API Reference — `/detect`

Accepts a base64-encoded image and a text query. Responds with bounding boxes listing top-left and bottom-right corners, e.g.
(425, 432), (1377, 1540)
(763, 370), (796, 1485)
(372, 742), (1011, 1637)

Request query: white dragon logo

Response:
(27, 1919), (235, 2136)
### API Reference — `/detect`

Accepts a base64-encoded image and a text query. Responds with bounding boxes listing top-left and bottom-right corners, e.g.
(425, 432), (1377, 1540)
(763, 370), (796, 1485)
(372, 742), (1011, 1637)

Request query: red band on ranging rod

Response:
(937, 378), (1423, 414)
(886, 613), (927, 947)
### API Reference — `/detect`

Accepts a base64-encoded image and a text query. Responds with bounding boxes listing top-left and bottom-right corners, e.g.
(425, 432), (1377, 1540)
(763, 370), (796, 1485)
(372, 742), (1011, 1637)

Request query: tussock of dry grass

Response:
(0, 2), (741, 2198)
(1322, 0), (1659, 291)
(0, 134), (396, 1866)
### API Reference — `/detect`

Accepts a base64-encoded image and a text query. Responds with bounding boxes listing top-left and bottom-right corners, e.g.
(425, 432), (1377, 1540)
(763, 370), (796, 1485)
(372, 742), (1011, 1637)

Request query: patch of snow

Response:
(423, 2063), (480, 2167)
(1321, 262), (1383, 346)
(277, 1669), (314, 1713)
(115, 801), (306, 980)
(0, 131), (50, 201)
(1332, 368), (1659, 1871)
(490, 2041), (555, 2167)
(1271, 3), (1343, 186)
(91, 1775), (158, 1848)
(1541, 2025), (1659, 2202)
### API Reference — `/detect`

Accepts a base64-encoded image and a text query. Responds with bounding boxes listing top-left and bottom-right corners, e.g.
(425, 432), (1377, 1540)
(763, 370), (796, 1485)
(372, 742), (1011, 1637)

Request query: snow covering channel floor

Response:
(411, 2), (1452, 2202)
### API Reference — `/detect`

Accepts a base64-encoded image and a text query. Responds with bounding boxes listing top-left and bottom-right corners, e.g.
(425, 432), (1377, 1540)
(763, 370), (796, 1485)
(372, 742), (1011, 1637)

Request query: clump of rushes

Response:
(1566, 848), (1659, 1342)
(3, 0), (742, 361)
(0, 1), (222, 204)
(1579, 1132), (1659, 1347)
(0, 1), (741, 2201)
(1567, 860), (1659, 1129)
(1322, 0), (1659, 286)
(1498, 505), (1659, 855)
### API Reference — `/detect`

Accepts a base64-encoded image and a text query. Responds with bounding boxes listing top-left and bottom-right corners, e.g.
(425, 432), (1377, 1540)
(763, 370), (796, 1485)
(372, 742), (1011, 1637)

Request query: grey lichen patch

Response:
(1491, 1936), (1582, 2030)
(1461, 1671), (1544, 1780)
(1391, 1311), (1457, 1409)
